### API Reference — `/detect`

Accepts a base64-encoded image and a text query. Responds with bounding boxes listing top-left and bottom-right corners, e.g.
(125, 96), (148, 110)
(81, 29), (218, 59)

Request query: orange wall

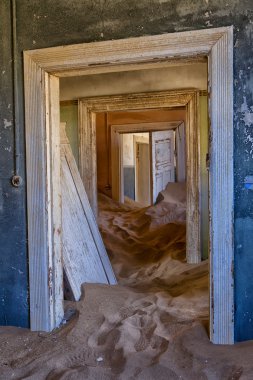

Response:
(96, 113), (111, 196)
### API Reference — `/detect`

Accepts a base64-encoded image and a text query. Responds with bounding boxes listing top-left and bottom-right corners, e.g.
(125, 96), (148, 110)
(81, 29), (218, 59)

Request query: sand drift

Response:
(0, 194), (252, 379)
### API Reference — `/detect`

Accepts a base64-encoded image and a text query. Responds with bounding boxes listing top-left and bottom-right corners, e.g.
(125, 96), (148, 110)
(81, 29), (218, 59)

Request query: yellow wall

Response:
(60, 102), (79, 166)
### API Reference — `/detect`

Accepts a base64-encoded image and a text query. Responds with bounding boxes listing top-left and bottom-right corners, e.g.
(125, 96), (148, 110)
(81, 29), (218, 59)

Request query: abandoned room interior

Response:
(1, 0), (253, 378)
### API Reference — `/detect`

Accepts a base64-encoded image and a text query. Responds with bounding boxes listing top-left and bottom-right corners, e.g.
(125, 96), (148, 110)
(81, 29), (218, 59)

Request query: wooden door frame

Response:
(24, 26), (234, 344)
(112, 122), (185, 207)
(79, 92), (200, 265)
(111, 122), (179, 206)
(110, 121), (183, 204)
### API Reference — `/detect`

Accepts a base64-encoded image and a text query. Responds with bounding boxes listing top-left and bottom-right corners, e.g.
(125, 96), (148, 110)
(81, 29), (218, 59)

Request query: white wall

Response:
(123, 133), (149, 166)
(60, 62), (207, 100)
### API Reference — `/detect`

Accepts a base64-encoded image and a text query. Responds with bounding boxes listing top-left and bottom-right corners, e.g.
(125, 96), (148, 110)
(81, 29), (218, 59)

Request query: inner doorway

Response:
(90, 95), (199, 266)
(59, 87), (211, 349)
(120, 124), (186, 208)
(60, 93), (206, 317)
(91, 105), (207, 343)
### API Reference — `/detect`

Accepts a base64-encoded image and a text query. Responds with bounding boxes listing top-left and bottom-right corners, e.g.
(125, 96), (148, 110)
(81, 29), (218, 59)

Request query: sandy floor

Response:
(0, 194), (253, 379)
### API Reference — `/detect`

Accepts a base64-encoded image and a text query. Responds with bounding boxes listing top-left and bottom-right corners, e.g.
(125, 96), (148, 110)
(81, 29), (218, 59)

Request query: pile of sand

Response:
(97, 193), (207, 322)
(155, 182), (186, 206)
(0, 194), (253, 379)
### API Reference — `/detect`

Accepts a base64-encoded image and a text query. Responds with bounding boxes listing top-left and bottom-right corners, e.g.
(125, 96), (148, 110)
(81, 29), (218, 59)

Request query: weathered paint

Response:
(0, 0), (253, 340)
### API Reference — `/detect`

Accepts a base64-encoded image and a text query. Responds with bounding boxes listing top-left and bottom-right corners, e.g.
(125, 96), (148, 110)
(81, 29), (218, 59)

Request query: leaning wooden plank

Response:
(61, 125), (117, 300)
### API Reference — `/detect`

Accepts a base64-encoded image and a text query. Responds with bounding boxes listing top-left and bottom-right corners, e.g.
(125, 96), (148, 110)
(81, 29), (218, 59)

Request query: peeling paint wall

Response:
(0, 0), (253, 341)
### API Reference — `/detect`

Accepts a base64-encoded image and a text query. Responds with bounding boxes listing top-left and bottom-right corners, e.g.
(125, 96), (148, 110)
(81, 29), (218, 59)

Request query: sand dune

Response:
(0, 194), (253, 379)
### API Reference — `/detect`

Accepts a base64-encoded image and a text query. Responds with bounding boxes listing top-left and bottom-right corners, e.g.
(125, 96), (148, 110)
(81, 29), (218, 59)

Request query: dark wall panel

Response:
(0, 0), (14, 177)
(0, 0), (253, 340)
(0, 0), (29, 328)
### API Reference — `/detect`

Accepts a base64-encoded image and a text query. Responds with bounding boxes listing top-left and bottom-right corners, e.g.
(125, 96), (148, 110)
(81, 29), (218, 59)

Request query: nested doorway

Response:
(79, 91), (200, 265)
(111, 122), (186, 207)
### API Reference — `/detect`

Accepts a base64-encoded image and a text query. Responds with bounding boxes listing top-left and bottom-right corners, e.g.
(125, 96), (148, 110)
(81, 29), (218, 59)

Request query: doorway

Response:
(117, 123), (186, 208)
(79, 93), (199, 265)
(24, 27), (234, 344)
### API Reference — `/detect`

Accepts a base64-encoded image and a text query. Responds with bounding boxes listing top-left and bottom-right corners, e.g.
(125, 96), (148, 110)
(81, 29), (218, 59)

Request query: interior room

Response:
(2, 5), (252, 376)
(58, 63), (210, 325)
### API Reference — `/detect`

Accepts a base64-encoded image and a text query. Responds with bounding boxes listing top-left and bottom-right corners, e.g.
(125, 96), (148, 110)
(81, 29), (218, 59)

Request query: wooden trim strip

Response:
(25, 28), (227, 73)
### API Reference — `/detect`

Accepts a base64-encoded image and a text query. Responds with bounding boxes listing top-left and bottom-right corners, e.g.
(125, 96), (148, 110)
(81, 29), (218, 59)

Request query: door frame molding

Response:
(24, 26), (234, 344)
(111, 121), (184, 202)
(79, 92), (199, 266)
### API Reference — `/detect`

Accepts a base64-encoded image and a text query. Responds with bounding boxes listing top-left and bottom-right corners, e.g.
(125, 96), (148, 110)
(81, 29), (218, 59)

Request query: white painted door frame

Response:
(113, 123), (185, 206)
(24, 26), (234, 344)
(79, 92), (200, 266)
(110, 121), (182, 205)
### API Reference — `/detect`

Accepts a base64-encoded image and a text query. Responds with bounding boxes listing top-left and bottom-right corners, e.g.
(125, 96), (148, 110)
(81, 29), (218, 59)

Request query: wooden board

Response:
(60, 124), (117, 300)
